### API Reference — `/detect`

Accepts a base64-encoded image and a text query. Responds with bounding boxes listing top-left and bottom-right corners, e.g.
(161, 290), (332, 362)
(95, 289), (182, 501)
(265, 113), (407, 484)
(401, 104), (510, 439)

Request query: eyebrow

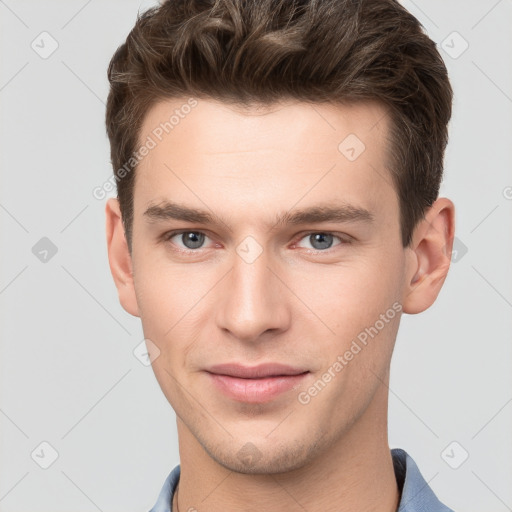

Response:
(143, 200), (374, 230)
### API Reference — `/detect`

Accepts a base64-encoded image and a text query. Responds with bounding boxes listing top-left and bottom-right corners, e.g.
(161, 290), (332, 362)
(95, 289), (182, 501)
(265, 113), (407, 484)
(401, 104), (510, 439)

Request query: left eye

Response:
(296, 233), (343, 251)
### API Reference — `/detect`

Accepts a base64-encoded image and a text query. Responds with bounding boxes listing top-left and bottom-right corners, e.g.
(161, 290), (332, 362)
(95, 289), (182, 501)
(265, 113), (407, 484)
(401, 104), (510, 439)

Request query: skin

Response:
(106, 98), (455, 512)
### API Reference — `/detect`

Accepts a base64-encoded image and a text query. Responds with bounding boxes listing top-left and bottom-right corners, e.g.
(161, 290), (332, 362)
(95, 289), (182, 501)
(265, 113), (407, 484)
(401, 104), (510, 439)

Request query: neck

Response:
(173, 384), (399, 512)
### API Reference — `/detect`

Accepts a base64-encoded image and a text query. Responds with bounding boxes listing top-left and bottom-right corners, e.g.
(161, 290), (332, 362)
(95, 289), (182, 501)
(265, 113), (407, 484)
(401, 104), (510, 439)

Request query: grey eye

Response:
(308, 233), (335, 250)
(180, 232), (205, 249)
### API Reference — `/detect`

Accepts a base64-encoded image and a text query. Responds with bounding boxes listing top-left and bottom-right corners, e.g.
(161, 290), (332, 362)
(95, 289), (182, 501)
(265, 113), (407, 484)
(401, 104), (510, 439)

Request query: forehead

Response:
(138, 97), (390, 156)
(134, 97), (396, 222)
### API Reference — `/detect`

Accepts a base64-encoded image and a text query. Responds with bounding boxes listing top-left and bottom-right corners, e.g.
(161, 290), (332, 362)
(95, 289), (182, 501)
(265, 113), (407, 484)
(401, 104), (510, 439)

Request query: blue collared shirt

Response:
(149, 448), (455, 512)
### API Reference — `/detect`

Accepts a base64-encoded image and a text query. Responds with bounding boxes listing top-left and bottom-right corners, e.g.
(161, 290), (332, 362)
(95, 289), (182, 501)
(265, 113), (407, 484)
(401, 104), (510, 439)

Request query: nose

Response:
(215, 245), (291, 343)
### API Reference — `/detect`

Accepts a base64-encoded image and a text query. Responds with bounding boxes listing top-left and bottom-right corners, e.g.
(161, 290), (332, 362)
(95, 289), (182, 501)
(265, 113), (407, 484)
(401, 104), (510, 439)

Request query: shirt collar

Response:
(391, 448), (454, 512)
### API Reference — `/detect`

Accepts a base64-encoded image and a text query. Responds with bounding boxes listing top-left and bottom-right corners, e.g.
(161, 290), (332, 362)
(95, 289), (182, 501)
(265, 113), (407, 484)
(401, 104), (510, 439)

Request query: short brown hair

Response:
(106, 0), (452, 251)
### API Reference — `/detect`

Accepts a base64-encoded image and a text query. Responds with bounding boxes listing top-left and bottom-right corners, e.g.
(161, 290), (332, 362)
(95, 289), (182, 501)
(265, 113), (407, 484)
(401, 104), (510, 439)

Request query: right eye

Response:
(163, 230), (212, 250)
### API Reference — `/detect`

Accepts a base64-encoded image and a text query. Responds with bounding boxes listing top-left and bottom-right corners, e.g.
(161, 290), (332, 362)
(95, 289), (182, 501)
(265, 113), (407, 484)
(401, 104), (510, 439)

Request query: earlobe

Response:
(402, 197), (455, 314)
(105, 198), (140, 317)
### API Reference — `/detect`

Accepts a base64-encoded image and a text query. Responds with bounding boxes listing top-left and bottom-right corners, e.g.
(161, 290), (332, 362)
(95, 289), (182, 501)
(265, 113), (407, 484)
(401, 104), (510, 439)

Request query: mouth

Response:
(205, 363), (310, 403)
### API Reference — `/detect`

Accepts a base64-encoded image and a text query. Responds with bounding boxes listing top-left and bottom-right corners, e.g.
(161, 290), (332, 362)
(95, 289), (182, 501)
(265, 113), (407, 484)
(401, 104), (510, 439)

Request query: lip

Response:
(207, 362), (309, 378)
(206, 363), (309, 403)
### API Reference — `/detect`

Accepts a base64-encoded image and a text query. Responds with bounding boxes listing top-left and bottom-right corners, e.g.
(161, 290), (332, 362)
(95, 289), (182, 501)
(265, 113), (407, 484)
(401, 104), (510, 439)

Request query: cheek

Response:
(295, 260), (402, 403)
(290, 254), (402, 337)
(134, 269), (196, 334)
(132, 250), (221, 354)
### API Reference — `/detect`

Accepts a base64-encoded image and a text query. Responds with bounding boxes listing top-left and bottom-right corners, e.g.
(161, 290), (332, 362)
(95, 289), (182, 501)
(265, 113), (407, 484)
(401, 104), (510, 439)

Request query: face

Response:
(108, 97), (440, 474)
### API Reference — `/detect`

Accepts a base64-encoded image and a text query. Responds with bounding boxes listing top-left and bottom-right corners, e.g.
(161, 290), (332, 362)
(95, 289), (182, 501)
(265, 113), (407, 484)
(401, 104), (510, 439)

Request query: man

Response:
(104, 0), (456, 510)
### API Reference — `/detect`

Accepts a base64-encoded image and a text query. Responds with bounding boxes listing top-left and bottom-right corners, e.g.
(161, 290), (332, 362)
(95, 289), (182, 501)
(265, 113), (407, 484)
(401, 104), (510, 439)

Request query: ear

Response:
(105, 198), (140, 317)
(402, 197), (455, 314)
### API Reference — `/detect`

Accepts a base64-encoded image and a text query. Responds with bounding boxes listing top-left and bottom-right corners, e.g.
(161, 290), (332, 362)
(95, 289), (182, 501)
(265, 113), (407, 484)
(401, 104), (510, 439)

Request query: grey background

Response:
(1, 0), (511, 511)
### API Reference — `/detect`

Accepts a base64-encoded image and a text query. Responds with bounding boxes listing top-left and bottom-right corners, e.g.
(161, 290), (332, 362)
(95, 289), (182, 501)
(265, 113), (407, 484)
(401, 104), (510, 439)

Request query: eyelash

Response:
(162, 230), (351, 254)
